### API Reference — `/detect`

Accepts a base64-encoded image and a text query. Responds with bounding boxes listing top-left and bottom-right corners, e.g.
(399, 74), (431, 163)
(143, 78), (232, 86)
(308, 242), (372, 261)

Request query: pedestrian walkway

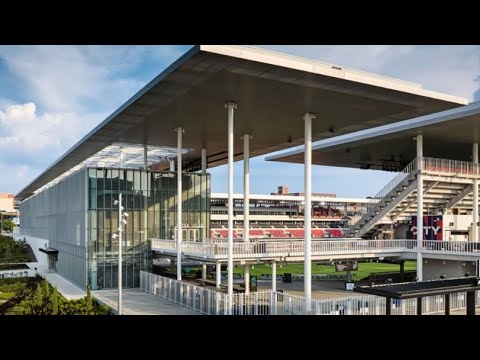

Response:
(42, 273), (86, 300)
(93, 289), (202, 315)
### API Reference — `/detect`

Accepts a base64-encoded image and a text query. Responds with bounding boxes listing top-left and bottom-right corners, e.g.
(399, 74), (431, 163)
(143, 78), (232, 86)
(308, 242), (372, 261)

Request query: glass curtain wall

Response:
(87, 168), (210, 290)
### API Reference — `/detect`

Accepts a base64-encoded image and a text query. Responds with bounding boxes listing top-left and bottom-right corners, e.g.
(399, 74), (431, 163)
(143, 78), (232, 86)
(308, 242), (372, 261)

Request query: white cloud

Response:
(0, 102), (103, 167)
(0, 45), (189, 193)
(0, 45), (187, 114)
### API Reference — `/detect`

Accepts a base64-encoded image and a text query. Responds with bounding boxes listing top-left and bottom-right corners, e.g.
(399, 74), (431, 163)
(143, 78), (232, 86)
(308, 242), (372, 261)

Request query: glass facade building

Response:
(87, 168), (210, 290)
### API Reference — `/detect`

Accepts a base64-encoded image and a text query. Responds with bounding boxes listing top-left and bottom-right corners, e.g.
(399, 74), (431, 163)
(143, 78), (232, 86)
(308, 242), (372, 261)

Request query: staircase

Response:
(348, 171), (417, 238)
(348, 157), (480, 239)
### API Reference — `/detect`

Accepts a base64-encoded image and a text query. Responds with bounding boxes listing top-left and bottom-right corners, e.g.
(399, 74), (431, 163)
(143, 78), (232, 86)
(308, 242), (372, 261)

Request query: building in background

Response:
(0, 193), (15, 212)
(210, 187), (371, 239)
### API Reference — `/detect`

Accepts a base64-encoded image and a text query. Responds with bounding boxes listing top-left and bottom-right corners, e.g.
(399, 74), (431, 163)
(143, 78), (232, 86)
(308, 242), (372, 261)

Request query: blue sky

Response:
(0, 45), (479, 197)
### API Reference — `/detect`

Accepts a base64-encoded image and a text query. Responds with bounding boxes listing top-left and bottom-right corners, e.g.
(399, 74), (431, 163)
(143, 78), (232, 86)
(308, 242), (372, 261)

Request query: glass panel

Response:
(111, 169), (119, 191)
(133, 171), (140, 191)
(126, 170), (134, 191)
(88, 168), (211, 290)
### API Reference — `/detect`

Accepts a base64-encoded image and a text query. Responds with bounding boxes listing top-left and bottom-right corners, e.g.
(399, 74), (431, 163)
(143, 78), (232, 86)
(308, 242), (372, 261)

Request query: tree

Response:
(34, 284), (43, 315)
(86, 286), (93, 314)
(51, 286), (59, 315)
(43, 280), (50, 299)
(2, 219), (14, 232)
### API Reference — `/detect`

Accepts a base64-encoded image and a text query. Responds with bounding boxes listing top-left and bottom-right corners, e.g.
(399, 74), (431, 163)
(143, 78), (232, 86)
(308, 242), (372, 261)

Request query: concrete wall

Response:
(20, 169), (87, 289)
(423, 258), (476, 280)
(14, 234), (49, 273)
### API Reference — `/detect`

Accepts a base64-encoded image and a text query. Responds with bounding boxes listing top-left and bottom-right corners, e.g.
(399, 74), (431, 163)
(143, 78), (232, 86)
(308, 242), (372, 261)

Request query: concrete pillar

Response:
(216, 263), (221, 288)
(473, 143), (478, 242)
(304, 113), (315, 305)
(242, 134), (251, 244)
(144, 144), (148, 170)
(119, 146), (124, 168)
(244, 265), (250, 294)
(272, 261), (276, 292)
(202, 263), (207, 280)
(176, 127), (184, 280)
(416, 135), (423, 281)
(243, 133), (251, 294)
(226, 102), (237, 314)
(201, 148), (207, 174)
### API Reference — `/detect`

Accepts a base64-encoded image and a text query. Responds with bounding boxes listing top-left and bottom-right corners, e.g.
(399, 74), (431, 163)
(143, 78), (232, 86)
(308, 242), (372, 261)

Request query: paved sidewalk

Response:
(93, 289), (201, 315)
(42, 273), (86, 300)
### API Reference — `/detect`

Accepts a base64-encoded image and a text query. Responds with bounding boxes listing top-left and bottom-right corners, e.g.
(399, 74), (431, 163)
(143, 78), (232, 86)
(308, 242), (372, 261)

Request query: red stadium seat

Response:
(288, 229), (304, 238)
(312, 229), (324, 237)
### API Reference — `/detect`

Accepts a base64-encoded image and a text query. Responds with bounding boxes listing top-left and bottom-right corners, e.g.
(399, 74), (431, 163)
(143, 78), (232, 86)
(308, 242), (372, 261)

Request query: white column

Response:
(202, 263), (207, 280)
(144, 144), (148, 170)
(201, 148), (207, 174)
(143, 144), (149, 243)
(119, 147), (124, 168)
(243, 133), (251, 294)
(226, 102), (236, 314)
(473, 143), (478, 242)
(304, 113), (315, 303)
(176, 127), (184, 281)
(118, 193), (122, 315)
(216, 263), (221, 288)
(416, 135), (423, 281)
(243, 134), (251, 243)
(272, 261), (276, 292)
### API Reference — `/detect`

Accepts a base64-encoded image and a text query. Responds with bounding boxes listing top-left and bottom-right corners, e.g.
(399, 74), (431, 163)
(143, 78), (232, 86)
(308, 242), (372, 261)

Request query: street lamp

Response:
(113, 194), (128, 315)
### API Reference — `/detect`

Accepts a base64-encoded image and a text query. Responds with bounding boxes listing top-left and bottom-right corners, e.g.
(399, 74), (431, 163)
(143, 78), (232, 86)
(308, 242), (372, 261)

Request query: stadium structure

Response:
(14, 45), (480, 315)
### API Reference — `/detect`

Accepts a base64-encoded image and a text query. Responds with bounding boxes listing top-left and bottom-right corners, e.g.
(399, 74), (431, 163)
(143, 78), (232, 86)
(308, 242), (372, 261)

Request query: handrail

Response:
(140, 271), (480, 315)
(352, 156), (480, 235)
(151, 238), (480, 258)
(365, 158), (418, 213)
(151, 238), (416, 258)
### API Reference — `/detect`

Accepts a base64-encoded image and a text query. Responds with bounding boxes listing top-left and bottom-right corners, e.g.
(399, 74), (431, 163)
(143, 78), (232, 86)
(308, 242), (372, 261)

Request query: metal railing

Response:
(140, 271), (273, 315)
(421, 240), (480, 255)
(354, 157), (480, 233)
(364, 158), (418, 214)
(423, 157), (480, 176)
(151, 238), (417, 259)
(151, 238), (480, 259)
(276, 290), (480, 315)
(140, 271), (480, 315)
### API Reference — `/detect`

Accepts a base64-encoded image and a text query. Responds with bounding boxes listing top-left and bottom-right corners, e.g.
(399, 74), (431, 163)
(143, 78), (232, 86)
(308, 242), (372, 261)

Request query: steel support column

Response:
(473, 143), (478, 242)
(243, 133), (251, 294)
(201, 148), (207, 174)
(416, 135), (423, 281)
(226, 102), (237, 314)
(176, 127), (184, 280)
(304, 113), (315, 305)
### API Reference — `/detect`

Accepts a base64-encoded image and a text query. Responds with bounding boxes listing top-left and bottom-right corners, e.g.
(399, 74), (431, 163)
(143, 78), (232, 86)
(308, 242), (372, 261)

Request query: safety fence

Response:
(140, 271), (480, 315)
(276, 290), (480, 315)
(151, 239), (417, 259)
(140, 270), (272, 315)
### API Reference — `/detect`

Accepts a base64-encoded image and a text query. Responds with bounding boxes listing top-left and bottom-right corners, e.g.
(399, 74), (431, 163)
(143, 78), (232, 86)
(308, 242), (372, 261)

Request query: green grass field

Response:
(231, 260), (416, 280)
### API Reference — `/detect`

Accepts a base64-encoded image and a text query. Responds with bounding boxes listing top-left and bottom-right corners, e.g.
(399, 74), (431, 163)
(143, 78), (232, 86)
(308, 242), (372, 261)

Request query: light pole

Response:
(113, 195), (128, 315)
